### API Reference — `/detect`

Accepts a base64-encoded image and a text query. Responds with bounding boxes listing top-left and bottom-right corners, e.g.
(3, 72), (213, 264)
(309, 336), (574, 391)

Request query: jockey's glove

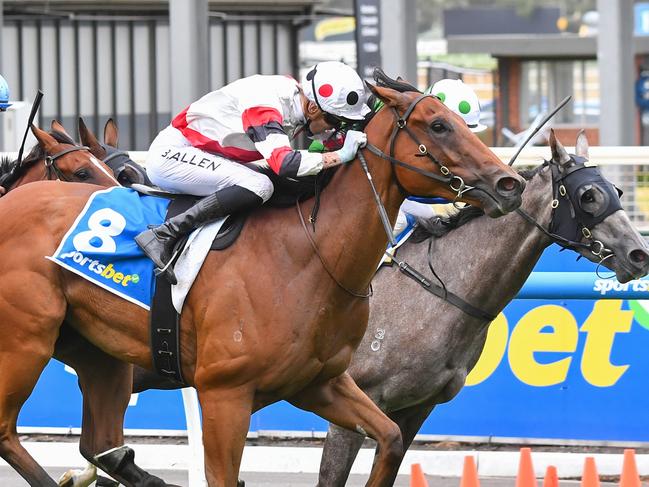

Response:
(335, 130), (367, 163)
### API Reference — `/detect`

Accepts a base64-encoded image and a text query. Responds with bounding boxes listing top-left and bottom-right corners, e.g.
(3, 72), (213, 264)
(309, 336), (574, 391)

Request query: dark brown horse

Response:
(0, 125), (118, 193)
(0, 81), (524, 487)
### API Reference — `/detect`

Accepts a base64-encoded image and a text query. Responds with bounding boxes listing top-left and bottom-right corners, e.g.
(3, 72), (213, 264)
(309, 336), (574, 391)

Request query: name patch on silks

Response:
(48, 187), (171, 310)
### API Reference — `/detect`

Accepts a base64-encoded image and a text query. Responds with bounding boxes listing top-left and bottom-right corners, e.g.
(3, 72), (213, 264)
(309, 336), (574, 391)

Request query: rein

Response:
(399, 157), (622, 322)
(363, 94), (473, 199)
(296, 199), (372, 298)
(298, 93), (476, 299)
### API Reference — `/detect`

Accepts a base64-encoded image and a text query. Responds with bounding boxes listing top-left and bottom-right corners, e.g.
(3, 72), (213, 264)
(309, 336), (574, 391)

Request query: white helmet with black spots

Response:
(426, 79), (486, 133)
(302, 61), (371, 122)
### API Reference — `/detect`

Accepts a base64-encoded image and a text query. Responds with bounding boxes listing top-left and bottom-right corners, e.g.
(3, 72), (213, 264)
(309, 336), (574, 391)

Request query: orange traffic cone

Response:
(410, 463), (429, 487)
(543, 465), (559, 487)
(620, 449), (641, 487)
(581, 456), (600, 487)
(460, 455), (480, 487)
(516, 448), (538, 487)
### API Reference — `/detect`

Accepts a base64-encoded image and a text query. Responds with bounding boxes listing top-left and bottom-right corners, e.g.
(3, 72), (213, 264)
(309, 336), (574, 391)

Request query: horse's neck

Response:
(418, 167), (554, 315)
(304, 146), (404, 295)
(9, 162), (46, 190)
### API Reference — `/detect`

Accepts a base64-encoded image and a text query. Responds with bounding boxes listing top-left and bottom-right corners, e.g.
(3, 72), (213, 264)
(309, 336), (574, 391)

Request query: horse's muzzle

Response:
(496, 175), (525, 199)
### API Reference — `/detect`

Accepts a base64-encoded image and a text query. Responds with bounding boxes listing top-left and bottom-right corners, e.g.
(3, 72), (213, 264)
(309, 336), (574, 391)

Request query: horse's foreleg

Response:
(0, 280), (65, 487)
(316, 423), (366, 487)
(56, 332), (179, 487)
(390, 404), (435, 453)
(198, 385), (254, 487)
(0, 353), (60, 486)
(288, 372), (403, 487)
(365, 404), (436, 484)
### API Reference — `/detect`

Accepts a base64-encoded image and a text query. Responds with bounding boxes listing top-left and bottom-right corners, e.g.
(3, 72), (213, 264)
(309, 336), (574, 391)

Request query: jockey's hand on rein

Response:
(335, 130), (367, 164)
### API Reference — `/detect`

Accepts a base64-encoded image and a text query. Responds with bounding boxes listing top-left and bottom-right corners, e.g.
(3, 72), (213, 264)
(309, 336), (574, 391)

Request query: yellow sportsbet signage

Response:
(467, 300), (633, 387)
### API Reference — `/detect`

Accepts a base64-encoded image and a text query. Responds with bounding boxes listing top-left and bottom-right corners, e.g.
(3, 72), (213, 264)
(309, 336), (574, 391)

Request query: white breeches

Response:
(146, 126), (274, 201)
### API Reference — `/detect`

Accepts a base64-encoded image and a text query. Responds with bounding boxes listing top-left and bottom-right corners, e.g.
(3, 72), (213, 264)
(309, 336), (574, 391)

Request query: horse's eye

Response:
(431, 122), (447, 134)
(75, 169), (90, 180)
(581, 189), (595, 204)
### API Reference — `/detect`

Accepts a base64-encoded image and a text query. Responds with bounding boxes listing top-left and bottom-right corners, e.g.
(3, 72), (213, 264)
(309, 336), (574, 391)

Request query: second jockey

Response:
(135, 61), (370, 283)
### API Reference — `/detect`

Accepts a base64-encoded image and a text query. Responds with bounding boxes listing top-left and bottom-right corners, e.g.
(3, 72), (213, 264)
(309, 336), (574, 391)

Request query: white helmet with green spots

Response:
(426, 79), (486, 133)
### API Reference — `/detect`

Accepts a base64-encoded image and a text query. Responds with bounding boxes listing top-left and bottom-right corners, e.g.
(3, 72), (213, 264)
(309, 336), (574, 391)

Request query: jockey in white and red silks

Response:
(136, 61), (371, 284)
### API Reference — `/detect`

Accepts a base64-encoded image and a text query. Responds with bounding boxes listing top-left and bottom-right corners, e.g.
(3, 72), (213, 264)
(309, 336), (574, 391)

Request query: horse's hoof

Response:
(57, 467), (97, 487)
(238, 480), (246, 487)
(58, 471), (73, 487)
(96, 475), (120, 487)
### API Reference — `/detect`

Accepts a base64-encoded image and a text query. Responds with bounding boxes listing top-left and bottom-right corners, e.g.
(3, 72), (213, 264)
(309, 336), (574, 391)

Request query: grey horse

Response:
(316, 130), (649, 486)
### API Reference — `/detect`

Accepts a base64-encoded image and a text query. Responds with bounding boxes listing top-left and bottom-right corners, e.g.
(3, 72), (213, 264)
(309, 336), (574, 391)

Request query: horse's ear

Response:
(549, 129), (571, 166)
(104, 118), (119, 147)
(50, 120), (73, 141)
(365, 81), (406, 109)
(575, 129), (589, 159)
(31, 125), (60, 153)
(78, 117), (105, 157)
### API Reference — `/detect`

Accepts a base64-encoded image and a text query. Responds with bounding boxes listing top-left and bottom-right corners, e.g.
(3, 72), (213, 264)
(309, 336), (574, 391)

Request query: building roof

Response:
(447, 34), (649, 58)
(4, 0), (318, 14)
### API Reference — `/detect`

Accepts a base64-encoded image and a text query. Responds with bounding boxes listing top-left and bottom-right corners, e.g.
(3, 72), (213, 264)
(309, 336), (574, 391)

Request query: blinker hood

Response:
(549, 156), (623, 243)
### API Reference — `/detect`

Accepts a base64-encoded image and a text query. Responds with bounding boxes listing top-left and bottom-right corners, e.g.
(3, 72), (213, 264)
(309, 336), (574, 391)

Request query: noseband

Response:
(44, 145), (91, 182)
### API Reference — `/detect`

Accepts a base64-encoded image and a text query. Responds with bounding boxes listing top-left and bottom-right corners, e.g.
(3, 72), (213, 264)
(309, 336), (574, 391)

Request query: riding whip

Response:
(16, 89), (44, 167)
(508, 95), (572, 166)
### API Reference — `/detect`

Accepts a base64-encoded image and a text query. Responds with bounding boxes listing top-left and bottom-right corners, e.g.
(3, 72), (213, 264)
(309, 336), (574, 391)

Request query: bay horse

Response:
(49, 118), (150, 187)
(0, 80), (525, 487)
(316, 130), (649, 486)
(0, 125), (118, 193)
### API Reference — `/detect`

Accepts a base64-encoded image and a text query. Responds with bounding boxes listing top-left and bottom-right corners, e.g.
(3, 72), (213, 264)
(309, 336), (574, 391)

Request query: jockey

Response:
(392, 78), (487, 237)
(136, 61), (371, 284)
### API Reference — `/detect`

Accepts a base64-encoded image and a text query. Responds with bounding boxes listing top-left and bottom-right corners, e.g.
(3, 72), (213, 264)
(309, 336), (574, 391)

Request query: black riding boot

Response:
(135, 185), (263, 284)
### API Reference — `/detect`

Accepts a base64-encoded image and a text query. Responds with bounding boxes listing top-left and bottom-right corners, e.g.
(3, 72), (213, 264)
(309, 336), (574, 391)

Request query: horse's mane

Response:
(409, 206), (485, 242)
(0, 130), (77, 186)
(372, 67), (421, 94)
(410, 167), (541, 242)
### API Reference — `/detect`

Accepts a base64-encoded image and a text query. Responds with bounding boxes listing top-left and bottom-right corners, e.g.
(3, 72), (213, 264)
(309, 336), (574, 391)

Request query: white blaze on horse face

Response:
(89, 155), (120, 185)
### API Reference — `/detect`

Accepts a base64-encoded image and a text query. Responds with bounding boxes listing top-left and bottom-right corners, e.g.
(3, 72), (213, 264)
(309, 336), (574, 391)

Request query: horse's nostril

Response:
(630, 249), (649, 265)
(497, 177), (520, 194)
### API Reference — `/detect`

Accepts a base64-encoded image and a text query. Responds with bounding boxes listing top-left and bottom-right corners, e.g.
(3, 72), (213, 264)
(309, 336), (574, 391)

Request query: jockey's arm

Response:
(242, 106), (324, 178)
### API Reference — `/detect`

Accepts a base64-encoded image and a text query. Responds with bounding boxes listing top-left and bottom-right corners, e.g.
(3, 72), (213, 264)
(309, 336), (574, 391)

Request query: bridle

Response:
(515, 157), (622, 269)
(44, 145), (91, 182)
(101, 144), (131, 168)
(399, 155), (626, 322)
(361, 94), (473, 201)
(299, 92), (485, 298)
(0, 144), (91, 191)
